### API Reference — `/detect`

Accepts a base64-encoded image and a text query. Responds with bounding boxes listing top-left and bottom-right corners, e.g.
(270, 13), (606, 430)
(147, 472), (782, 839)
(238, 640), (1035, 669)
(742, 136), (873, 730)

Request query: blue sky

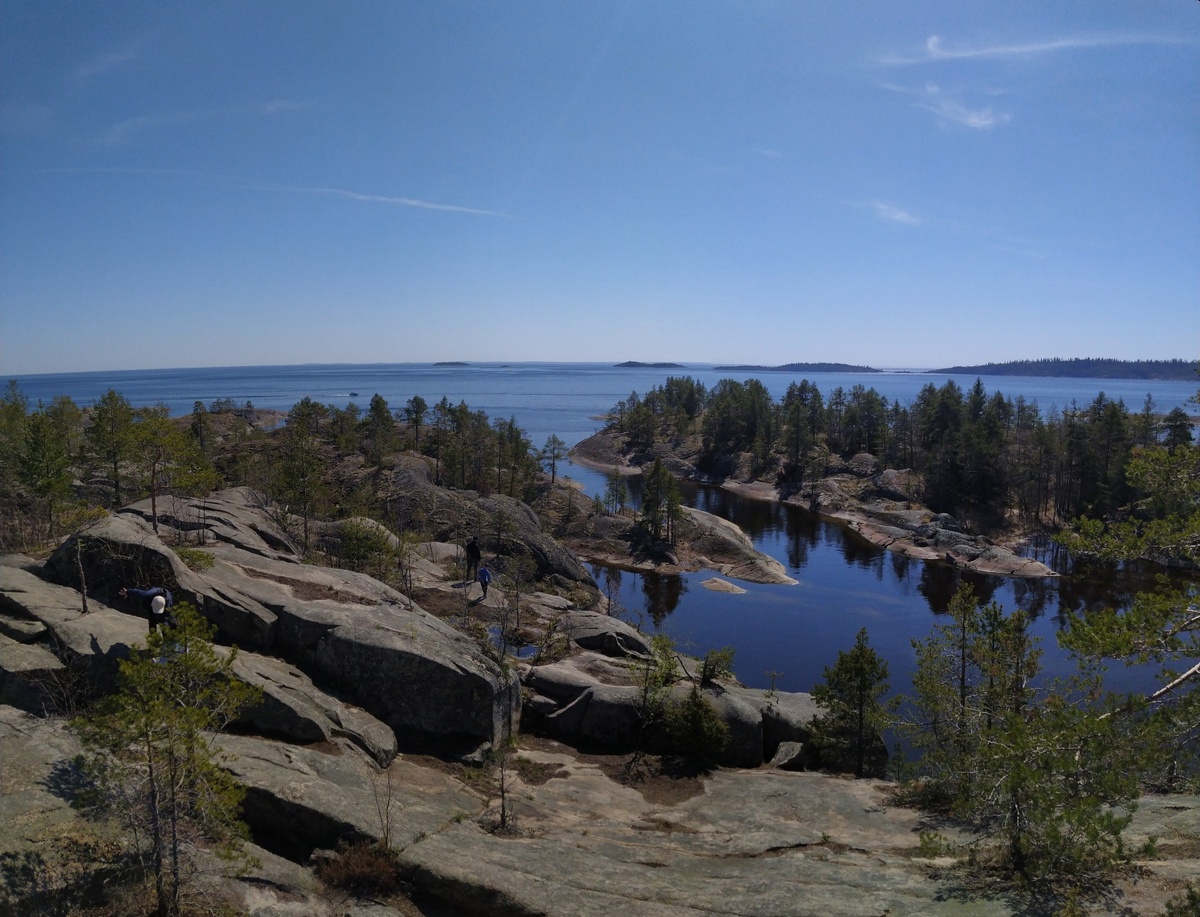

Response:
(2, 2), (1197, 375)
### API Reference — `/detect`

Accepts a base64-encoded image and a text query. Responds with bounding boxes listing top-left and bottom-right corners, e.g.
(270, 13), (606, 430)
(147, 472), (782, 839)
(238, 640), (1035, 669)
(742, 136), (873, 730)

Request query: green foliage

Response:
(337, 519), (394, 575)
(640, 458), (682, 543)
(1059, 440), (1200, 781)
(129, 404), (202, 535)
(0, 379), (30, 473)
(1161, 883), (1200, 917)
(540, 433), (568, 486)
(811, 627), (892, 778)
(402, 394), (427, 449)
(71, 604), (261, 917)
(175, 546), (215, 572)
(626, 634), (680, 772)
(603, 469), (628, 514)
(18, 409), (74, 536)
(275, 423), (326, 549)
(647, 633), (680, 688)
(930, 357), (1199, 381)
(664, 685), (728, 769)
(699, 646), (735, 687)
(609, 371), (1183, 523)
(901, 585), (1148, 879)
(364, 393), (395, 466)
(916, 829), (955, 858)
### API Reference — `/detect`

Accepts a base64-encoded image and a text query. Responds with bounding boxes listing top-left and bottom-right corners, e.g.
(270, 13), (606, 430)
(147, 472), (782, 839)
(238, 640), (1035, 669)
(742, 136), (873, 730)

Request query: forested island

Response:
(714, 361), (879, 373)
(615, 360), (686, 368)
(592, 374), (1197, 532)
(1, 375), (1198, 915)
(930, 357), (1198, 380)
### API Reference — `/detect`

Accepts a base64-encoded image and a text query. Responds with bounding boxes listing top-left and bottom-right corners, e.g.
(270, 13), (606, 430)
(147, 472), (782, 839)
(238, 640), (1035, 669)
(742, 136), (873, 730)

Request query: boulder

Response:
(0, 634), (63, 713)
(382, 457), (596, 588)
(701, 685), (765, 768)
(0, 564), (88, 628)
(0, 612), (47, 643)
(728, 685), (821, 758)
(51, 609), (148, 682)
(214, 734), (482, 862)
(523, 658), (608, 704)
(4, 705), (1198, 917)
(0, 705), (113, 870)
(524, 653), (820, 767)
(560, 610), (652, 658)
(37, 489), (521, 751)
(312, 617), (518, 752)
(768, 740), (808, 771)
(543, 683), (644, 749)
(224, 649), (397, 766)
(874, 468), (920, 502)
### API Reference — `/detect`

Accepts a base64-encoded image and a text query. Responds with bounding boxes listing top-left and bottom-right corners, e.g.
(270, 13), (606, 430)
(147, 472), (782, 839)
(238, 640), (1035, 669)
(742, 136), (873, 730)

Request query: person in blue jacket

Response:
(120, 585), (174, 633)
(477, 565), (492, 599)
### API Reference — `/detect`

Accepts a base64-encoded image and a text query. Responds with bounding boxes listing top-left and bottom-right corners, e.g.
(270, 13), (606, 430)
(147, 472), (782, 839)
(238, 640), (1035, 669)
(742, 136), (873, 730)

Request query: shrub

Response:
(699, 646), (735, 686)
(315, 841), (405, 898)
(665, 686), (728, 769)
(175, 546), (215, 571)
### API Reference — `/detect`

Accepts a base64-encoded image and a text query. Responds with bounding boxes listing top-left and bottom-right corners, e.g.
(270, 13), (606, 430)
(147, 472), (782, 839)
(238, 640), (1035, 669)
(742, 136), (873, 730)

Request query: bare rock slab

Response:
(214, 733), (483, 862)
(40, 490), (521, 750)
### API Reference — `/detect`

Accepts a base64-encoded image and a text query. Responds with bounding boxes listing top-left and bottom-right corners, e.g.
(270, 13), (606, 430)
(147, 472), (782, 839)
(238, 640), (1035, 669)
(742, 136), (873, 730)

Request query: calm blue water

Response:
(9, 361), (1195, 697)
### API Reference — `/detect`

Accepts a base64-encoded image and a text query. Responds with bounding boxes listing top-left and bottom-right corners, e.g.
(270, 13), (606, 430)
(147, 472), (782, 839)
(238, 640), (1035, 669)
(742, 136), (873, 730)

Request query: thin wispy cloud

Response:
(303, 186), (509, 217)
(918, 93), (1009, 130)
(860, 199), (1048, 258)
(28, 168), (507, 217)
(880, 32), (1194, 66)
(99, 112), (200, 146)
(871, 201), (922, 225)
(884, 82), (1010, 130)
(97, 100), (306, 146)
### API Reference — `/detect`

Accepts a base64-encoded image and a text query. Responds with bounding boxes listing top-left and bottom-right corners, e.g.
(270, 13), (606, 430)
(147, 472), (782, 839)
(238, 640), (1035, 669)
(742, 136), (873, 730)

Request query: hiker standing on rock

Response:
(464, 536), (481, 582)
(477, 564), (492, 600)
(120, 585), (174, 633)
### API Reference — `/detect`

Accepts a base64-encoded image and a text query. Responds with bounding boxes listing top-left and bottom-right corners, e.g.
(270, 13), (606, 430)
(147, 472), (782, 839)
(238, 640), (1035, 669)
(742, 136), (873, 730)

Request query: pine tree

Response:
(902, 588), (1148, 878)
(1058, 427), (1200, 781)
(811, 627), (892, 778)
(540, 434), (567, 487)
(18, 408), (75, 538)
(72, 605), (261, 916)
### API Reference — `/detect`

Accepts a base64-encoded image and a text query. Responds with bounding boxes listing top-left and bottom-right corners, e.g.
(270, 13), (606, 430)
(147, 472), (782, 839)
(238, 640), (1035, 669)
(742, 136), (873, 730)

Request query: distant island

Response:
(615, 361), (685, 368)
(433, 361), (470, 366)
(929, 358), (1197, 381)
(714, 362), (880, 373)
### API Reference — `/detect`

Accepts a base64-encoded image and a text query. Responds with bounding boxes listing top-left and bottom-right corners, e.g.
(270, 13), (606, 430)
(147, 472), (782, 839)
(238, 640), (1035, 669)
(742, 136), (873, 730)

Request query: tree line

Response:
(931, 357), (1198, 381)
(0, 382), (570, 557)
(607, 374), (1197, 525)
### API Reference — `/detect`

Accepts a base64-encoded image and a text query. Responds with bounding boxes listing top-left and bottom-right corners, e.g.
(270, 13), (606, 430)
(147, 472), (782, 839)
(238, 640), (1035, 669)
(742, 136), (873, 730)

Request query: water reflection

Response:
(642, 571), (688, 626)
(583, 479), (1193, 696)
(784, 509), (818, 570)
(589, 564), (689, 628)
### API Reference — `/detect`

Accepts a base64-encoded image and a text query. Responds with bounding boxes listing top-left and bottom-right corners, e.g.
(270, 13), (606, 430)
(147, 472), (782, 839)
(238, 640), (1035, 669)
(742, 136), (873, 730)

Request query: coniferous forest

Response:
(607, 374), (1198, 534)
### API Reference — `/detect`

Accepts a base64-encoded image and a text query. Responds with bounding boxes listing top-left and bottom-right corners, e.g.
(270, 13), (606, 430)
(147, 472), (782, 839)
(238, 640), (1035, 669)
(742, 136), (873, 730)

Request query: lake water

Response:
(10, 361), (1196, 697)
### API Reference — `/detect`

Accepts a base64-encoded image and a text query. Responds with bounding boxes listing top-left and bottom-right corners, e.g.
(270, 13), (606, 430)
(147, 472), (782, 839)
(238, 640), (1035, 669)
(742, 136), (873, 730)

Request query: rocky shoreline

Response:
(571, 433), (1058, 579)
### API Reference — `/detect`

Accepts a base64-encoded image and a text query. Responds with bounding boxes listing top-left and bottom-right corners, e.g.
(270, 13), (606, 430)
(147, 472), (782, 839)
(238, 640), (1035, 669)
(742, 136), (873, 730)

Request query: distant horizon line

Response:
(5, 356), (1196, 380)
